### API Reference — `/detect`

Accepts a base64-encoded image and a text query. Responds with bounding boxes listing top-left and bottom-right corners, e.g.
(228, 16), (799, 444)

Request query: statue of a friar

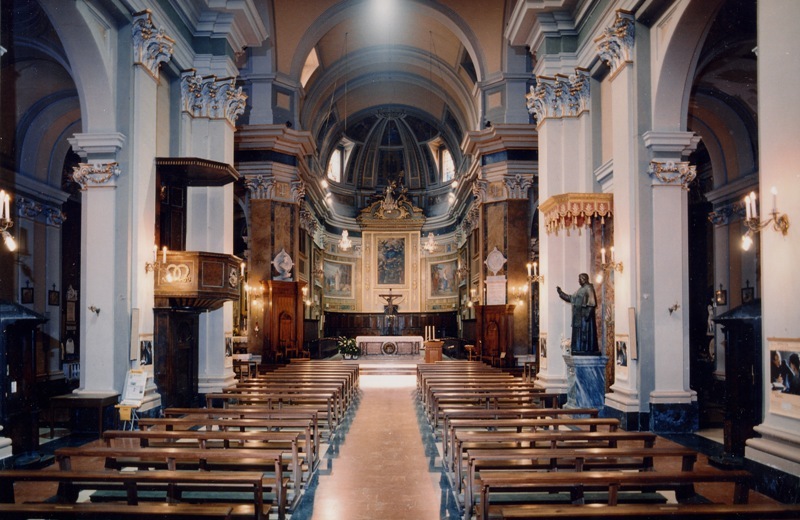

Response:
(557, 273), (600, 355)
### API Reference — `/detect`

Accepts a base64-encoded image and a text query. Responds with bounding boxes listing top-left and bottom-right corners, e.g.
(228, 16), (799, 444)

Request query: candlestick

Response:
(3, 192), (9, 220)
(745, 195), (751, 220)
(533, 262), (538, 276)
(241, 262), (246, 276)
(750, 191), (757, 220)
(771, 186), (777, 214)
(162, 245), (167, 263)
(601, 247), (606, 264)
(526, 263), (532, 277)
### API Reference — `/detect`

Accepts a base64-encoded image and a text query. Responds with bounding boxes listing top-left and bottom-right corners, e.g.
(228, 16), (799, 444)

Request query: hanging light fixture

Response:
(422, 232), (438, 253)
(338, 230), (352, 251)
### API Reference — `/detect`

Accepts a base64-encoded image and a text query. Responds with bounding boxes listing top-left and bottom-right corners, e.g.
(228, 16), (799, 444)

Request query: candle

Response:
(771, 186), (778, 214)
(610, 246), (614, 262)
(3, 192), (9, 220)
(152, 244), (158, 262)
(745, 195), (751, 220)
(533, 262), (538, 276)
(601, 247), (606, 264)
(162, 245), (167, 263)
(241, 262), (246, 276)
(1, 191), (5, 219)
(526, 263), (532, 277)
(750, 191), (757, 219)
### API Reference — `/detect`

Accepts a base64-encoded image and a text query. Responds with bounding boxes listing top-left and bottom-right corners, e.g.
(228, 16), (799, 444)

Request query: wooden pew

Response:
(452, 430), (658, 494)
(54, 446), (288, 519)
(444, 417), (620, 466)
(496, 502), (800, 519)
(206, 391), (337, 431)
(0, 469), (267, 519)
(102, 428), (303, 489)
(431, 392), (563, 428)
(139, 415), (318, 473)
(222, 384), (346, 423)
(476, 469), (753, 520)
(462, 446), (698, 519)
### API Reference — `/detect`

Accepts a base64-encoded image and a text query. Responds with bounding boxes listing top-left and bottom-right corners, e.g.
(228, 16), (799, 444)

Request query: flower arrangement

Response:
(337, 336), (360, 358)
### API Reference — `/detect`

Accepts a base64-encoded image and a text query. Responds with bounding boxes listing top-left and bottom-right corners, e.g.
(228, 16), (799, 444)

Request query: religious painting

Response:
(323, 260), (353, 299)
(538, 334), (547, 371)
(20, 286), (33, 304)
(769, 339), (800, 419)
(616, 336), (629, 381)
(430, 260), (458, 298)
(139, 340), (153, 366)
(377, 237), (405, 285)
(48, 288), (60, 306)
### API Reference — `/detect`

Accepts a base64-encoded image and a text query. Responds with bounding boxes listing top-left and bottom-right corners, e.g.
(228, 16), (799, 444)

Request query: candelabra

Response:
(145, 245), (169, 274)
(741, 188), (790, 251)
(0, 189), (17, 251)
(526, 262), (544, 284)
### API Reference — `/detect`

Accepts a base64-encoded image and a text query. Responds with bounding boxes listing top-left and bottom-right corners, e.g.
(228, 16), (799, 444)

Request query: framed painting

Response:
(21, 286), (33, 304)
(769, 339), (800, 419)
(323, 260), (354, 299)
(377, 237), (405, 285)
(430, 260), (458, 298)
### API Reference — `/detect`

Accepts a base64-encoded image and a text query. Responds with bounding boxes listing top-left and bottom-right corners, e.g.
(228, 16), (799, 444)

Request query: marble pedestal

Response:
(564, 354), (608, 410)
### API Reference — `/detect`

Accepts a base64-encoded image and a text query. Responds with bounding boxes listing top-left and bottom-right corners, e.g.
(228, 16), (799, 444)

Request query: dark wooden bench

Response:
(102, 428), (303, 488)
(477, 469), (753, 520)
(0, 502), (246, 519)
(462, 446), (698, 518)
(431, 392), (563, 428)
(495, 502), (800, 519)
(0, 469), (267, 519)
(206, 391), (337, 431)
(452, 430), (658, 492)
(54, 446), (288, 518)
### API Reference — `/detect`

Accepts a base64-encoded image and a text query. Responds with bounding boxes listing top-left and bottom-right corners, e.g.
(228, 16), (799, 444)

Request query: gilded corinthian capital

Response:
(132, 11), (174, 79)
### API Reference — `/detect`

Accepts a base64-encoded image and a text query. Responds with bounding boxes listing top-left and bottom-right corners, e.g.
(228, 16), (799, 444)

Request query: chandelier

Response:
(422, 232), (438, 253)
(338, 230), (352, 251)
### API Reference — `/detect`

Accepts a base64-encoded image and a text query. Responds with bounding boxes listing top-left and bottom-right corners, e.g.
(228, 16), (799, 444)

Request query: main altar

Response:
(356, 335), (423, 356)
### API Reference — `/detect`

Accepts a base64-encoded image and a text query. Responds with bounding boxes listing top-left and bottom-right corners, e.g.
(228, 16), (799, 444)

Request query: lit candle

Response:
(526, 263), (532, 277)
(745, 195), (751, 220)
(601, 247), (606, 264)
(3, 192), (9, 220)
(610, 246), (614, 262)
(152, 244), (158, 263)
(240, 262), (246, 276)
(533, 262), (538, 277)
(162, 245), (167, 263)
(771, 186), (778, 214)
(0, 191), (5, 219)
(750, 191), (758, 220)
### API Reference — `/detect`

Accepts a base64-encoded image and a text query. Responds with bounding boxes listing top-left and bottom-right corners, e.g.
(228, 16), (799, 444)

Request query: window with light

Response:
(327, 148), (342, 182)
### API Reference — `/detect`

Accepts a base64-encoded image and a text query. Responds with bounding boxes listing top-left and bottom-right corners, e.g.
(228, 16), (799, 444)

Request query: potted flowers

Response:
(337, 336), (360, 359)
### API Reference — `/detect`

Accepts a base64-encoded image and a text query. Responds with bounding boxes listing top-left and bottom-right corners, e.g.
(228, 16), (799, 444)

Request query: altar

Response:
(356, 336), (423, 356)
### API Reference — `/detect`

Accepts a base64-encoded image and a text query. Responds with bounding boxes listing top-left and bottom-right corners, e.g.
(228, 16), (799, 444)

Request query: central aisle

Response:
(294, 373), (459, 519)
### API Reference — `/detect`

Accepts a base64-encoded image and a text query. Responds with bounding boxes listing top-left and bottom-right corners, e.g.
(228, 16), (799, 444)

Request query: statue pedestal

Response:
(564, 354), (608, 410)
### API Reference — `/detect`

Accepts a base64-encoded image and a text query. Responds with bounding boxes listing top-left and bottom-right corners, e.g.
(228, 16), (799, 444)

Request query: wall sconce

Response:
(0, 189), (17, 251)
(741, 187), (790, 251)
(596, 246), (623, 283)
(526, 262), (544, 284)
(466, 287), (480, 308)
(338, 230), (352, 251)
(145, 245), (168, 274)
(714, 284), (727, 306)
(88, 305), (101, 316)
(510, 284), (528, 305)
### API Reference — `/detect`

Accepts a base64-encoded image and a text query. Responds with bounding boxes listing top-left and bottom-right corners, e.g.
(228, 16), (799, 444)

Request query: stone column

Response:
(67, 134), (126, 396)
(44, 205), (66, 380)
(526, 69), (592, 394)
(179, 70), (247, 394)
(641, 144), (700, 433)
(746, 0), (800, 477)
(131, 10), (175, 412)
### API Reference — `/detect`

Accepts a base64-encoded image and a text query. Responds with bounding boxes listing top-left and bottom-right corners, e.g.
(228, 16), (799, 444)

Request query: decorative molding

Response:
(460, 204), (480, 236)
(290, 180), (306, 204)
(647, 160), (697, 190)
(472, 178), (488, 204)
(504, 173), (533, 199)
(595, 9), (635, 74)
(708, 200), (746, 226)
(44, 206), (66, 227)
(16, 197), (42, 219)
(539, 193), (613, 236)
(299, 208), (319, 236)
(72, 162), (121, 190)
(243, 174), (275, 200)
(180, 70), (247, 125)
(132, 10), (174, 79)
(526, 68), (590, 123)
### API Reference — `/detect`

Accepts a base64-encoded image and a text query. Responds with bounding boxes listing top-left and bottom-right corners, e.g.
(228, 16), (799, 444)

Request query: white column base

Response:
(747, 424), (800, 475)
(198, 372), (236, 396)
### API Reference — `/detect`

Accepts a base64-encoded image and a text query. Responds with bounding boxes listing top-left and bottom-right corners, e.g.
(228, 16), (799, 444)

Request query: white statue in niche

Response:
(272, 248), (294, 281)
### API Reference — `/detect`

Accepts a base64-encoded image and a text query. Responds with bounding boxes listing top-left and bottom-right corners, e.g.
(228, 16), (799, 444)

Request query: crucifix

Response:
(378, 288), (404, 335)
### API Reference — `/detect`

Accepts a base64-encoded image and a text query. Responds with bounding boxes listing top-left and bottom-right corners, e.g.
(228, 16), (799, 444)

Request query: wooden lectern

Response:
(424, 340), (444, 363)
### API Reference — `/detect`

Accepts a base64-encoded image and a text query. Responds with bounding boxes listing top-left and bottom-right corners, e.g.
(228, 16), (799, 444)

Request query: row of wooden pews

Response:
(0, 359), (359, 520)
(417, 360), (800, 520)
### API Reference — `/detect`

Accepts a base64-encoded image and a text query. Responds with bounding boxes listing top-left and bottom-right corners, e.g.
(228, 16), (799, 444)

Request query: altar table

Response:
(356, 336), (423, 355)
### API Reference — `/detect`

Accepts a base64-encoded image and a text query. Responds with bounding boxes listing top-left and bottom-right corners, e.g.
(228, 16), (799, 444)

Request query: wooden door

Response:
(154, 308), (199, 408)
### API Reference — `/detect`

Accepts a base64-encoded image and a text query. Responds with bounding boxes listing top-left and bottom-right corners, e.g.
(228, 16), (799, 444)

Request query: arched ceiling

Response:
(286, 0), (485, 222)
